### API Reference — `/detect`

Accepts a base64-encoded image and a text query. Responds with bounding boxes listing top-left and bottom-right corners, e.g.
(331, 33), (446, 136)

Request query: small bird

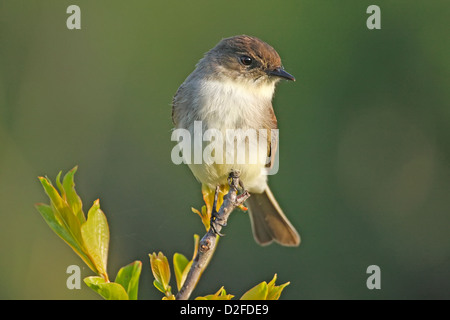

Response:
(172, 35), (300, 246)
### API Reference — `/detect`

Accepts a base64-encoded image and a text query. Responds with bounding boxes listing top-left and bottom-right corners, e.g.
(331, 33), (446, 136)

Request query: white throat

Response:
(197, 78), (275, 130)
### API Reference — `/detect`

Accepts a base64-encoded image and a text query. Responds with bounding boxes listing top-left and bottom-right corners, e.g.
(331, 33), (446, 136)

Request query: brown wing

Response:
(265, 105), (278, 169)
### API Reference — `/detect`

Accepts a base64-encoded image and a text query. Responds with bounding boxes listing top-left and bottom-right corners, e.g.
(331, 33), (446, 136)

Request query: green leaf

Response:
(173, 253), (189, 291)
(84, 276), (129, 300)
(81, 199), (110, 280)
(35, 203), (95, 272)
(38, 176), (85, 249)
(240, 281), (268, 300)
(195, 286), (234, 300)
(115, 261), (142, 300)
(153, 279), (166, 294)
(149, 252), (171, 294)
(62, 166), (85, 225)
(240, 274), (290, 300)
(266, 282), (290, 300)
(36, 175), (97, 273)
(191, 206), (210, 231)
(266, 274), (290, 300)
(55, 171), (64, 198)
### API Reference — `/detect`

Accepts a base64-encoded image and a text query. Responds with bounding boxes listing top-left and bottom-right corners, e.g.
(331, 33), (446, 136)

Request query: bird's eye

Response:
(239, 55), (253, 66)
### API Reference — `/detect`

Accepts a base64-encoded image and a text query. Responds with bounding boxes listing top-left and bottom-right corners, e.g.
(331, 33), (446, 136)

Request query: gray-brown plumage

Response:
(172, 35), (300, 246)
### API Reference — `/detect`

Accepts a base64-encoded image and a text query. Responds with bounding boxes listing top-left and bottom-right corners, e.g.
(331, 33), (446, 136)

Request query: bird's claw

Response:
(210, 210), (226, 236)
(228, 170), (246, 193)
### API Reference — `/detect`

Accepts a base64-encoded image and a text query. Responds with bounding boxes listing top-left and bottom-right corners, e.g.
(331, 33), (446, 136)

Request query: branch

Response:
(175, 170), (250, 300)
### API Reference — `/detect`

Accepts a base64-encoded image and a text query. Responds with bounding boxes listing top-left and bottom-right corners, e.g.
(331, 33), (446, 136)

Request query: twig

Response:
(175, 170), (250, 300)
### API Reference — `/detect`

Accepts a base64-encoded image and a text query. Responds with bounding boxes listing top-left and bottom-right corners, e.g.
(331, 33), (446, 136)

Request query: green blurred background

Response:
(1, 0), (449, 299)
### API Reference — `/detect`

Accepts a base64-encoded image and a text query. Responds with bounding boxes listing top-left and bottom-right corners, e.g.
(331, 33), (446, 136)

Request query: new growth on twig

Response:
(36, 167), (291, 300)
(176, 170), (250, 300)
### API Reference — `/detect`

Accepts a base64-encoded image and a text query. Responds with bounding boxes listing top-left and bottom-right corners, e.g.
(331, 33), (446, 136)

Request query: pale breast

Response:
(197, 78), (275, 131)
(182, 78), (274, 191)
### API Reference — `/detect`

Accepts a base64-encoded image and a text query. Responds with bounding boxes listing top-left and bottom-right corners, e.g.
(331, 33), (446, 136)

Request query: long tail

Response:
(246, 187), (300, 246)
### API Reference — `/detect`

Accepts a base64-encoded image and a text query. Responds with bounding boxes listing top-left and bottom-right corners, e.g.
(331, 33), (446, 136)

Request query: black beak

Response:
(267, 67), (296, 81)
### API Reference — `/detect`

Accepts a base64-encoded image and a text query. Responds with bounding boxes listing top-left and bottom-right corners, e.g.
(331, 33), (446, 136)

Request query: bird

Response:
(171, 35), (300, 246)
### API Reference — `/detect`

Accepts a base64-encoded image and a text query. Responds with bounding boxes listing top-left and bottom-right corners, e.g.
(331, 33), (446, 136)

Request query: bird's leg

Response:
(210, 185), (226, 236)
(238, 178), (245, 193)
(231, 171), (249, 212)
(209, 170), (251, 236)
(227, 169), (240, 190)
